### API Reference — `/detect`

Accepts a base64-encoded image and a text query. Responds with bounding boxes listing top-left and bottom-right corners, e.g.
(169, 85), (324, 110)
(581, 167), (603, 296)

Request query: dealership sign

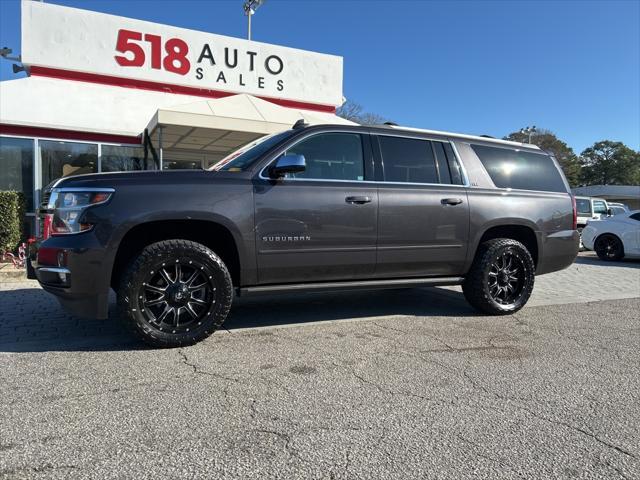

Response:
(20, 0), (343, 108)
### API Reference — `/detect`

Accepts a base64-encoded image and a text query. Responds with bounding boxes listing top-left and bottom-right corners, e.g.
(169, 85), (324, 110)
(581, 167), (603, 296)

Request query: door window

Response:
(593, 201), (608, 214)
(282, 133), (365, 181)
(378, 136), (438, 184)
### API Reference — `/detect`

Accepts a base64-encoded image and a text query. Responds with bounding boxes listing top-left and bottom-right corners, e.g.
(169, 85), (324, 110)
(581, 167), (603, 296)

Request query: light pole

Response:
(520, 126), (537, 144)
(243, 0), (265, 41)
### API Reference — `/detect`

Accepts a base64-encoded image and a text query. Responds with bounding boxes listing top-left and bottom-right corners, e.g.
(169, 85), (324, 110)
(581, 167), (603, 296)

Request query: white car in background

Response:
(581, 211), (640, 261)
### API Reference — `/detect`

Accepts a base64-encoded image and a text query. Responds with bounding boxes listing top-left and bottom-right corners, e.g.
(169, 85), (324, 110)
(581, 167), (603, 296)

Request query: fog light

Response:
(58, 272), (67, 283)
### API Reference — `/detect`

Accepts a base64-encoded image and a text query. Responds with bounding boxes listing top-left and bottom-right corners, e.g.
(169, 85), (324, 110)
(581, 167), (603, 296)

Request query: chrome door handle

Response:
(346, 196), (372, 205)
(441, 198), (463, 206)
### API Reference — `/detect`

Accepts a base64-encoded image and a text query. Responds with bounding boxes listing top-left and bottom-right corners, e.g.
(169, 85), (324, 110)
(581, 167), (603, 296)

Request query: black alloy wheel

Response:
(462, 238), (535, 315)
(118, 240), (233, 348)
(487, 251), (526, 306)
(141, 260), (215, 333)
(594, 234), (624, 261)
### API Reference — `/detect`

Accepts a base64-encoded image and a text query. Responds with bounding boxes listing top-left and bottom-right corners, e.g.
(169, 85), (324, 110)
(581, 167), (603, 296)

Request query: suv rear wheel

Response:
(462, 238), (535, 315)
(117, 239), (233, 348)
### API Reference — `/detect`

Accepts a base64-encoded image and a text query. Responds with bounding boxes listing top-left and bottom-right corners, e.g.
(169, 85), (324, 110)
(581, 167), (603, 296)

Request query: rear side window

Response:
(630, 213), (640, 221)
(471, 144), (567, 193)
(433, 141), (464, 185)
(576, 199), (592, 215)
(379, 136), (438, 184)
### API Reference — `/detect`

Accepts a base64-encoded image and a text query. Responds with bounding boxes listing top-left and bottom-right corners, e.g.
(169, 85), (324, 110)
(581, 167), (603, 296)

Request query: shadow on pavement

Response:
(575, 254), (640, 269)
(0, 286), (474, 353)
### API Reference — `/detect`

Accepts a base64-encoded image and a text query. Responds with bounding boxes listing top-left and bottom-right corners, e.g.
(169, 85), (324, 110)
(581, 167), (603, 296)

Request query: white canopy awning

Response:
(146, 93), (355, 156)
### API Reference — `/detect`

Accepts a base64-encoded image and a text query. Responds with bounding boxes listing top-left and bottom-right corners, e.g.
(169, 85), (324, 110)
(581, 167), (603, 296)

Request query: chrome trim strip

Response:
(38, 267), (71, 274)
(53, 188), (115, 193)
(258, 130), (470, 188)
(239, 276), (465, 296)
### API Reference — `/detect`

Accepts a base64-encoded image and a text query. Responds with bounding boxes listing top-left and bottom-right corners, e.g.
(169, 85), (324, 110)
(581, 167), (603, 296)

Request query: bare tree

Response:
(336, 100), (389, 125)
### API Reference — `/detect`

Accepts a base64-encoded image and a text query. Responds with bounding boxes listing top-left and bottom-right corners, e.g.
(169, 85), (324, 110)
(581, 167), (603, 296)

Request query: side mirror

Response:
(607, 208), (614, 217)
(269, 154), (306, 178)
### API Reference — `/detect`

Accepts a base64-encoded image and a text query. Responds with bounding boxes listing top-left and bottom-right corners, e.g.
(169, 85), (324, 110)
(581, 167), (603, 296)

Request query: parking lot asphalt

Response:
(1, 253), (639, 479)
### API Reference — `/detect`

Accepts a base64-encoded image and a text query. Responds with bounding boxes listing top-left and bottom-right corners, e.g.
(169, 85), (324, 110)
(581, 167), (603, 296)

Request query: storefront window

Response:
(162, 149), (204, 170)
(0, 137), (35, 211)
(101, 145), (146, 172)
(40, 140), (98, 188)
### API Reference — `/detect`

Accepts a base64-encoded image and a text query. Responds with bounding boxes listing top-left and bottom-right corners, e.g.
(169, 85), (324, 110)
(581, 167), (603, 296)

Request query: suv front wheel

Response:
(462, 238), (535, 315)
(117, 239), (233, 348)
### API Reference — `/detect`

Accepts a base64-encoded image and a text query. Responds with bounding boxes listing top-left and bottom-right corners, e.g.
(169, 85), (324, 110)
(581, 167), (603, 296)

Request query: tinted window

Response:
(610, 206), (626, 215)
(432, 142), (452, 184)
(630, 213), (640, 221)
(0, 137), (35, 211)
(593, 200), (608, 214)
(471, 144), (566, 193)
(101, 145), (146, 172)
(443, 143), (464, 185)
(576, 199), (592, 215)
(40, 140), (98, 188)
(283, 133), (365, 181)
(379, 136), (438, 184)
(213, 130), (294, 171)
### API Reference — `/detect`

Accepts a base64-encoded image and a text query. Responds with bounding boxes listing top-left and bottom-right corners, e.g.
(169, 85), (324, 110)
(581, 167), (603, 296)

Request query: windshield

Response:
(210, 130), (295, 172)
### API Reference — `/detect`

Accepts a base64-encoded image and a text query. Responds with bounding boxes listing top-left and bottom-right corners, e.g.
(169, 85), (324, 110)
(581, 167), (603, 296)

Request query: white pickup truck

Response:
(575, 196), (610, 249)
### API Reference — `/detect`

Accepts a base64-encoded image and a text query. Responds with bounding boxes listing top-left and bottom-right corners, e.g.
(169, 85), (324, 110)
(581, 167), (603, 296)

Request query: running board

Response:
(237, 276), (464, 296)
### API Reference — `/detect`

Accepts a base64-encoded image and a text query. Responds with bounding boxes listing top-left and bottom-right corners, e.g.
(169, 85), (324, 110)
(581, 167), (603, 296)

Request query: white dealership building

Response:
(0, 0), (350, 233)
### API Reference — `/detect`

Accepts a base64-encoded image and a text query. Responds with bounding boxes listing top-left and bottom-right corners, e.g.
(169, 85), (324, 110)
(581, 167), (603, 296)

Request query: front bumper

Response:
(29, 234), (113, 320)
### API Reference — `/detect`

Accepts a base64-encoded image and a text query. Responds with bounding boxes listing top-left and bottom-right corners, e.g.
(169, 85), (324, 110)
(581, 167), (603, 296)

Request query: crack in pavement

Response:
(177, 349), (240, 383)
(455, 433), (527, 479)
(460, 369), (637, 460)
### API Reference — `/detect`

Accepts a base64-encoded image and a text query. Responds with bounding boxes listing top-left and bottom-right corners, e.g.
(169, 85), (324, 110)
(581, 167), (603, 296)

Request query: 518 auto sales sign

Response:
(20, 1), (343, 109)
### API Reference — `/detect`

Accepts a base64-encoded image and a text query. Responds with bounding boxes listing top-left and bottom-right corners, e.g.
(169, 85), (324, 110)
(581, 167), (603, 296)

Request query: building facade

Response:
(0, 0), (349, 234)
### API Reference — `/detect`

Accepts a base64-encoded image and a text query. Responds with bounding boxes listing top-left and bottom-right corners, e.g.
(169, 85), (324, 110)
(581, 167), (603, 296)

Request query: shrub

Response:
(0, 191), (26, 253)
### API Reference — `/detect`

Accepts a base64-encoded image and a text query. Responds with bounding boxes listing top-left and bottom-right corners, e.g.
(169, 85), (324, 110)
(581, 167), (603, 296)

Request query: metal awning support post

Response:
(158, 126), (164, 170)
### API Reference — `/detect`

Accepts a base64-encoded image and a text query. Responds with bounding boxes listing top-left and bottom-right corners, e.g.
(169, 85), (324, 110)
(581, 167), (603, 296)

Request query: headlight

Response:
(47, 188), (114, 235)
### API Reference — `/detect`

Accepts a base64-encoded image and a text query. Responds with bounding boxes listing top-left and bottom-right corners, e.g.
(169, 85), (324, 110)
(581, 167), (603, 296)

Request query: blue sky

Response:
(1, 0), (638, 153)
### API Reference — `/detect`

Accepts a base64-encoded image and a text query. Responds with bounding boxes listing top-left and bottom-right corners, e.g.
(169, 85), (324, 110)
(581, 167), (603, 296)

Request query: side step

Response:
(237, 276), (464, 296)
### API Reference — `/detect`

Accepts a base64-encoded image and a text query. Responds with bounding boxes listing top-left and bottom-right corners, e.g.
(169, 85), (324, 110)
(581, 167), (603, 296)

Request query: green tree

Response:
(503, 129), (581, 186)
(579, 141), (640, 186)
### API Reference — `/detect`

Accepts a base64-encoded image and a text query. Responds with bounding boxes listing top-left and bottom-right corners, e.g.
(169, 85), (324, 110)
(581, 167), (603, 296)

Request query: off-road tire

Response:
(117, 239), (233, 348)
(462, 238), (535, 315)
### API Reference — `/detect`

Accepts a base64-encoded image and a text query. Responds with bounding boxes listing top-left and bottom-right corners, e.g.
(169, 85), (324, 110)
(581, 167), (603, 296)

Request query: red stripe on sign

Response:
(29, 66), (337, 114)
(0, 123), (142, 144)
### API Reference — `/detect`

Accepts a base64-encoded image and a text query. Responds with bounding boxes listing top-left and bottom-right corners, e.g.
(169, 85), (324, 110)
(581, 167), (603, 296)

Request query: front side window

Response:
(576, 198), (592, 215)
(610, 206), (626, 215)
(471, 144), (567, 193)
(40, 140), (98, 188)
(593, 201), (608, 214)
(282, 133), (365, 181)
(379, 136), (438, 184)
(213, 130), (295, 172)
(0, 137), (35, 211)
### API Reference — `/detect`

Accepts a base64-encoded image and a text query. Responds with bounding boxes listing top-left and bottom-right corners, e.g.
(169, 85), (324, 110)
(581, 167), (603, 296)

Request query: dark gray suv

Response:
(30, 123), (579, 347)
